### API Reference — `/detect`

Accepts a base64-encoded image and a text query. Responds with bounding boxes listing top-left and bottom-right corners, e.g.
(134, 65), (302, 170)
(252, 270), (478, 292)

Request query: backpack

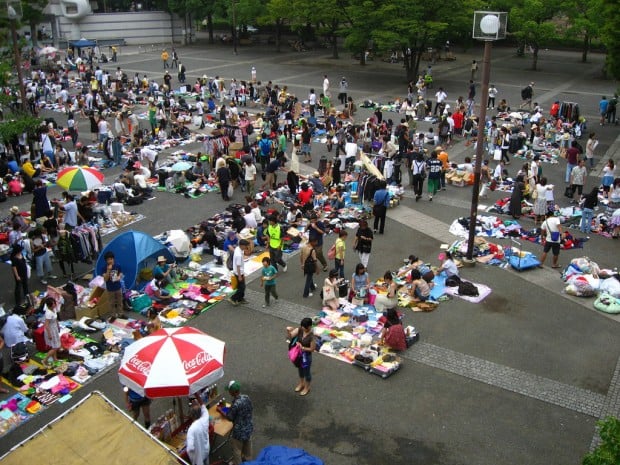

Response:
(445, 275), (461, 287)
(458, 280), (479, 296)
(521, 87), (529, 99)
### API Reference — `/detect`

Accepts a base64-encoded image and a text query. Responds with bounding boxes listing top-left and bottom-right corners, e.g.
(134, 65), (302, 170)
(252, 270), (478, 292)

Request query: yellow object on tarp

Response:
(0, 391), (184, 465)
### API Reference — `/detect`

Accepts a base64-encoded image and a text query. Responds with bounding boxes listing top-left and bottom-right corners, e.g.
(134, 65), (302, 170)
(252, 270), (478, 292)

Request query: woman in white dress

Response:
(43, 297), (61, 368)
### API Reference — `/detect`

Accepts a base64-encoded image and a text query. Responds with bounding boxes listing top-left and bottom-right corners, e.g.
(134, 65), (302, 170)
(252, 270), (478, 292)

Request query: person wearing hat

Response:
(153, 256), (177, 286)
(218, 381), (254, 464)
(10, 206), (29, 232)
(186, 394), (211, 465)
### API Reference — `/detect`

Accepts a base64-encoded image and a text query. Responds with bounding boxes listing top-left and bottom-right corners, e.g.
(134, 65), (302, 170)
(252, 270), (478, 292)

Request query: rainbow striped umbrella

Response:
(56, 166), (105, 191)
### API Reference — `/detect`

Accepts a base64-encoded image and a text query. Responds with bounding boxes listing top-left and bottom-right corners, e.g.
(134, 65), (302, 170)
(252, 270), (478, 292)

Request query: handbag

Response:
(493, 148), (502, 161)
(327, 244), (336, 260)
(288, 336), (302, 367)
(323, 285), (336, 301)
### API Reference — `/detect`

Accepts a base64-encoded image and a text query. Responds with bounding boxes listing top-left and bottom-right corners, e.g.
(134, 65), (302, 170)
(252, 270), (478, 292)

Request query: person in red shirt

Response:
(7, 175), (23, 196)
(564, 140), (581, 183)
(550, 101), (560, 118)
(452, 109), (464, 135)
(297, 182), (314, 211)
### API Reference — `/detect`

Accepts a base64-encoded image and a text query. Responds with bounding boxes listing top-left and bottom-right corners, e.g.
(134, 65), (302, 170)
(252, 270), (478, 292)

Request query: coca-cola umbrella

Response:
(118, 327), (225, 398)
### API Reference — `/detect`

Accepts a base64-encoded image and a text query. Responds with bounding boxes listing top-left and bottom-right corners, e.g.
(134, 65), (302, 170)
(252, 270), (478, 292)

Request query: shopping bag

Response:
(227, 183), (234, 198)
(564, 186), (573, 199)
(493, 148), (502, 161)
(323, 285), (336, 301)
(327, 244), (336, 260)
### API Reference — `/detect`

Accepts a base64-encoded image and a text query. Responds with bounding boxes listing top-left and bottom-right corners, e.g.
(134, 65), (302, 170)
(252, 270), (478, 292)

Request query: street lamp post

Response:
(465, 12), (507, 262)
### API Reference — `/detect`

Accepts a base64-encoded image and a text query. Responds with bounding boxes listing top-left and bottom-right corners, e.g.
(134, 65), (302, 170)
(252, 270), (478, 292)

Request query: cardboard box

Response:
(75, 287), (110, 319)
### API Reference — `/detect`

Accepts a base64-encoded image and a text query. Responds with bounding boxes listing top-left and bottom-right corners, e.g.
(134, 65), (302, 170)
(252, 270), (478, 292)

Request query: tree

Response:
(564, 0), (603, 62)
(583, 416), (620, 465)
(21, 0), (47, 47)
(261, 0), (291, 52)
(510, 0), (560, 70)
(350, 0), (472, 81)
(599, 0), (620, 80)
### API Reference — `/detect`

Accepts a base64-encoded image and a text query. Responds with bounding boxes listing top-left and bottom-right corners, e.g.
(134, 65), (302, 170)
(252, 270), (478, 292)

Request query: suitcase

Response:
(33, 326), (50, 352)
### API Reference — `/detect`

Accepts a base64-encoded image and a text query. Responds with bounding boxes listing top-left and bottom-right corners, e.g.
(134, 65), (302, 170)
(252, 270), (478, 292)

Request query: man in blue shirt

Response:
(599, 96), (609, 126)
(258, 134), (272, 173)
(372, 180), (390, 234)
(218, 381), (253, 464)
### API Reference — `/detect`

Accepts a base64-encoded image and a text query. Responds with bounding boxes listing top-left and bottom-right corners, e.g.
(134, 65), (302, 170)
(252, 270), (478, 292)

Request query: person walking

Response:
(186, 395), (211, 465)
(229, 239), (250, 306)
(372, 180), (390, 233)
(411, 152), (426, 201)
(11, 243), (30, 306)
(426, 150), (443, 201)
(338, 77), (348, 105)
(260, 256), (278, 307)
(103, 251), (124, 316)
(265, 215), (287, 271)
(570, 159), (587, 198)
(243, 158), (257, 197)
(585, 132), (597, 169)
(487, 84), (498, 109)
(470, 60), (478, 80)
(354, 219), (374, 269)
(539, 211), (562, 268)
(301, 238), (319, 298)
(334, 230), (347, 279)
(599, 96), (609, 126)
(286, 318), (316, 396)
(519, 82), (534, 110)
(218, 381), (254, 464)
(42, 297), (61, 368)
(31, 228), (56, 285)
(124, 386), (151, 429)
(215, 159), (232, 201)
(580, 187), (598, 234)
(307, 214), (328, 271)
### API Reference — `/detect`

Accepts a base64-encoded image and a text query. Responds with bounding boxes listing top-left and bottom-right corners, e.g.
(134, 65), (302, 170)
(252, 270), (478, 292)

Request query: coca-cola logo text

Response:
(128, 355), (151, 375)
(183, 351), (213, 372)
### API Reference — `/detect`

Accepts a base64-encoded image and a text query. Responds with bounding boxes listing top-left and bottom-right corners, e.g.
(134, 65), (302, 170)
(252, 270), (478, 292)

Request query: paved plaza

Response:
(1, 40), (619, 464)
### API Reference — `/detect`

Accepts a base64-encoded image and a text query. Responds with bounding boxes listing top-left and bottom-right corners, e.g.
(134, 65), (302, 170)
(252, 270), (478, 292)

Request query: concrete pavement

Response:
(1, 41), (619, 464)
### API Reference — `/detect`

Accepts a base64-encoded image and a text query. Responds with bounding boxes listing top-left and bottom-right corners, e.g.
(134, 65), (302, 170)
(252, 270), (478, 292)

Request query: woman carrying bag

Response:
(286, 318), (316, 397)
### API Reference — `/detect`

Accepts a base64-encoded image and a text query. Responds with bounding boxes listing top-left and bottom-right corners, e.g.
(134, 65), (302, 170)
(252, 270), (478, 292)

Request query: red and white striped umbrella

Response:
(118, 327), (225, 398)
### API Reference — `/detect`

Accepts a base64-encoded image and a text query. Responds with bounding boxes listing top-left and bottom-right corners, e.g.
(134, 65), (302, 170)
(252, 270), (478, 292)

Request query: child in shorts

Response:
(260, 257), (278, 307)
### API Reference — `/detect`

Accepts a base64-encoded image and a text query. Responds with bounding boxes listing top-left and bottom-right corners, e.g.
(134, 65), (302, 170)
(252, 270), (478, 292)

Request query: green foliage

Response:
(600, 0), (620, 79)
(0, 113), (42, 145)
(583, 417), (620, 465)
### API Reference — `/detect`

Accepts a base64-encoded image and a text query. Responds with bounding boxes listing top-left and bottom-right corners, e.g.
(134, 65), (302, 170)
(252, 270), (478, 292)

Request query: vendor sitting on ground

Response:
(330, 185), (346, 210)
(408, 269), (433, 302)
(153, 255), (177, 285)
(322, 269), (341, 311)
(286, 205), (303, 226)
(373, 271), (399, 312)
(350, 263), (370, 301)
(440, 251), (459, 277)
(144, 272), (175, 302)
(146, 308), (162, 334)
(380, 308), (407, 352)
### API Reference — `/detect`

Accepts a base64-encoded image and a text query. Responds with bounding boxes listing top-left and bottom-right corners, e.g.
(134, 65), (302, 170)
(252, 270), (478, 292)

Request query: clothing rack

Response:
(559, 102), (579, 123)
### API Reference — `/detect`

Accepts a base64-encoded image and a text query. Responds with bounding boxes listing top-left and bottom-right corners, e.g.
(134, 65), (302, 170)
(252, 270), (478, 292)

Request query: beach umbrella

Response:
(171, 161), (193, 172)
(56, 166), (104, 191)
(118, 327), (226, 398)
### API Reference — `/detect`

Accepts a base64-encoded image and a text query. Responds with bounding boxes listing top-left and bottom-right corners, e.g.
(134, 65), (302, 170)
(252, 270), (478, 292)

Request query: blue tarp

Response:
(95, 230), (174, 290)
(244, 446), (324, 465)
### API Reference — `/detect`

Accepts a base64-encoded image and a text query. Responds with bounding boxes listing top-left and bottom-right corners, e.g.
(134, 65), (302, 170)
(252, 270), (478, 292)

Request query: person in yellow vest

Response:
(265, 215), (288, 272)
(90, 76), (99, 99)
(161, 49), (169, 69)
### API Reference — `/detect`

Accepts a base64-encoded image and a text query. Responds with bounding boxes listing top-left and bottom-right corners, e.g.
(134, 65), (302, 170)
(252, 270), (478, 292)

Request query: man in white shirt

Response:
(322, 74), (330, 97)
(434, 87), (447, 116)
(308, 89), (317, 117)
(539, 211), (562, 268)
(186, 396), (210, 465)
(487, 84), (498, 109)
(140, 146), (158, 172)
(243, 159), (257, 197)
(229, 240), (250, 305)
